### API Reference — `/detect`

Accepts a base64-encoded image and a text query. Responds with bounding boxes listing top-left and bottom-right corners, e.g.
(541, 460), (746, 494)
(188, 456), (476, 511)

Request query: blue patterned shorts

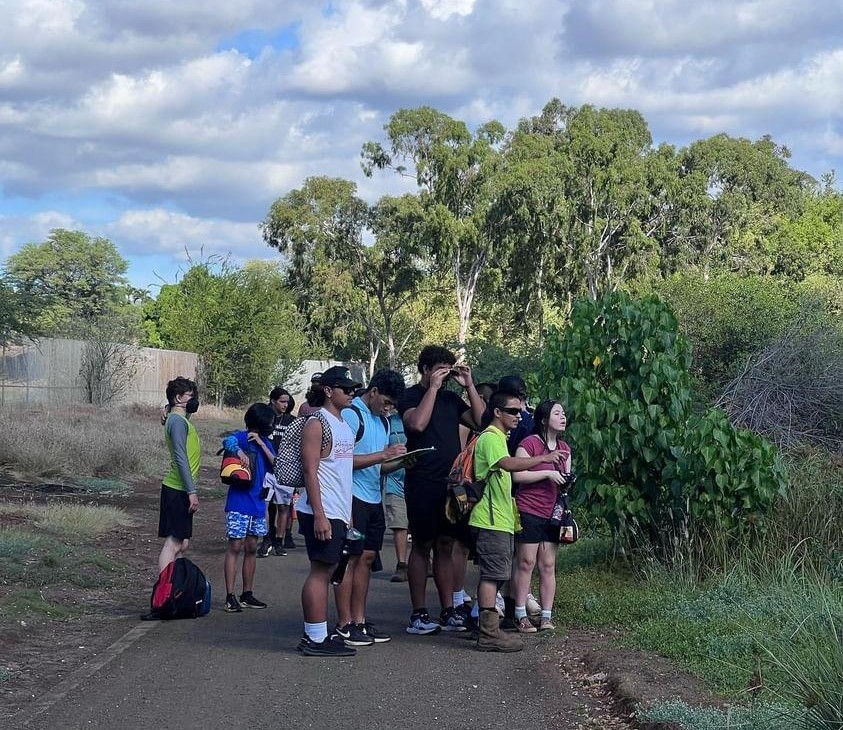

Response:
(225, 511), (268, 540)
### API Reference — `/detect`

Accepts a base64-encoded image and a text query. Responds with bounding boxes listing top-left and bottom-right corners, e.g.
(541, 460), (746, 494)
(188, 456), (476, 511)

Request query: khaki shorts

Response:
(384, 493), (408, 531)
(473, 527), (514, 582)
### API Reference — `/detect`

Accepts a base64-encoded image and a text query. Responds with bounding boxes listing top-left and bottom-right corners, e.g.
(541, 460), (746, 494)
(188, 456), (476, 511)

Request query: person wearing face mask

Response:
(219, 403), (276, 612)
(157, 377), (201, 574)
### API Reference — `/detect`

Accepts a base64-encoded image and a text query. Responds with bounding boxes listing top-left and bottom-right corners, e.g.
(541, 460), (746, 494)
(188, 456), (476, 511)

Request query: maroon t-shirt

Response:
(515, 434), (572, 518)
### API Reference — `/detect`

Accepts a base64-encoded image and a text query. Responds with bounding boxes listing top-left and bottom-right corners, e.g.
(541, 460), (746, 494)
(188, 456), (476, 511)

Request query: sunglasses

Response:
(499, 406), (522, 416)
(336, 386), (356, 395)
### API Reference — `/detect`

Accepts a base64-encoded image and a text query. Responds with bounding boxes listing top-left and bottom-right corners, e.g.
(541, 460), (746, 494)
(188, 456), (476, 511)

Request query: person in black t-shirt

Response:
(258, 386), (297, 557)
(397, 345), (485, 635)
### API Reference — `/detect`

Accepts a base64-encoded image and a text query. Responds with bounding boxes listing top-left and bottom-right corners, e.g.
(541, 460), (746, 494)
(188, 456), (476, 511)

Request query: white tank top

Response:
(296, 408), (355, 523)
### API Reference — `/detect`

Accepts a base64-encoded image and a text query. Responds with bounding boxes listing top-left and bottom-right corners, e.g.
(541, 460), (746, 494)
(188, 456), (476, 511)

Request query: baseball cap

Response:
(318, 366), (362, 389)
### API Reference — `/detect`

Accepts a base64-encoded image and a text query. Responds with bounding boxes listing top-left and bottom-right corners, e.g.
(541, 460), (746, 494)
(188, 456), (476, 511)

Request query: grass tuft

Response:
(639, 699), (795, 730)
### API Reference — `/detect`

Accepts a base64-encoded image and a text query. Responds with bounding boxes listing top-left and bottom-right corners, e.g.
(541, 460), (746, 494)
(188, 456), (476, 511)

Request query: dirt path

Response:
(2, 476), (633, 729)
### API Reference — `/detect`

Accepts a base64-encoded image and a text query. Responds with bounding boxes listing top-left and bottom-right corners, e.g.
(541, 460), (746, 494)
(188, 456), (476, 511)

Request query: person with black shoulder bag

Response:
(509, 399), (575, 633)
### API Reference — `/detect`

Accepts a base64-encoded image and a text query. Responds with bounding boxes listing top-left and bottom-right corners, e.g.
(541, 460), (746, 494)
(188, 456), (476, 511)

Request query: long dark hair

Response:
(531, 399), (564, 442)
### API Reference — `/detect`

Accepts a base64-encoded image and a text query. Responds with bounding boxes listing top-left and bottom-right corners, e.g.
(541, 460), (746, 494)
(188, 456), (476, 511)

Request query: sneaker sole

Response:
(240, 604), (267, 609)
(224, 607), (242, 613)
(406, 625), (441, 635)
(367, 636), (392, 643)
(342, 638), (374, 647)
(298, 645), (357, 657)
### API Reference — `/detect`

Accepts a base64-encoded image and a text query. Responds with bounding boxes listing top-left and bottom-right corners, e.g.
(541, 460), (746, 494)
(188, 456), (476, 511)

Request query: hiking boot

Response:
(476, 609), (524, 653)
(440, 607), (468, 632)
(333, 622), (374, 647)
(283, 532), (297, 549)
(390, 562), (408, 582)
(239, 591), (267, 609)
(256, 538), (273, 558)
(224, 594), (242, 613)
(516, 616), (537, 633)
(406, 610), (441, 635)
(360, 621), (391, 643)
(297, 635), (356, 657)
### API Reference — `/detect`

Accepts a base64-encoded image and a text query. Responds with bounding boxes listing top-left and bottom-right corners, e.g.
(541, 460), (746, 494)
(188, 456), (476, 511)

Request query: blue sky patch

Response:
(216, 23), (300, 59)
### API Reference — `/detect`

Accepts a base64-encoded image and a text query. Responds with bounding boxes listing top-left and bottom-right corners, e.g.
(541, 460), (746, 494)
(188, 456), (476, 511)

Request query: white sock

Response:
(471, 602), (479, 618)
(453, 591), (464, 606)
(515, 606), (527, 620)
(541, 610), (552, 620)
(304, 621), (327, 643)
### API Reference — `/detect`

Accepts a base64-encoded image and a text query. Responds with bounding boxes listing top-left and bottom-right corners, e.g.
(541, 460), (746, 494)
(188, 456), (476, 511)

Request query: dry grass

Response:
(0, 501), (132, 537)
(0, 403), (242, 481)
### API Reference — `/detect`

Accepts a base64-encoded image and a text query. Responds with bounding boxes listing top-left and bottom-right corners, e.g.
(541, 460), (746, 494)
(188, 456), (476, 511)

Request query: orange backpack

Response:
(445, 432), (489, 524)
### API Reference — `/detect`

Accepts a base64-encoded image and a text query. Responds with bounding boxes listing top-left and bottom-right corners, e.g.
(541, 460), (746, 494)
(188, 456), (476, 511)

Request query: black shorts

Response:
(349, 497), (386, 555)
(158, 485), (193, 540)
(515, 511), (560, 544)
(297, 512), (347, 565)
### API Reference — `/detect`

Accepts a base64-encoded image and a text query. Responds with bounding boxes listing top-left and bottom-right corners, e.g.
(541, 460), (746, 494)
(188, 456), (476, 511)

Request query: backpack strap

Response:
(347, 404), (390, 444)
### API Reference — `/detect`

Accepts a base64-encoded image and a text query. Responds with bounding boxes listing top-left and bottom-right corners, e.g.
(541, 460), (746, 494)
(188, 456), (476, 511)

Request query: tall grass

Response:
(0, 403), (242, 480)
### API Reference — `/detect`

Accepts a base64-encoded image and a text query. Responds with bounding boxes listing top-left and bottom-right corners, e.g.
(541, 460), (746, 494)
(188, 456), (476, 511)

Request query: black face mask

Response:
(185, 396), (200, 414)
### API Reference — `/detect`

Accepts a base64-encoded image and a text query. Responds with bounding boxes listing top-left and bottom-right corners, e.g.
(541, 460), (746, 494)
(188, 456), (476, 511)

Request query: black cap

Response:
(318, 366), (362, 389)
(498, 375), (527, 398)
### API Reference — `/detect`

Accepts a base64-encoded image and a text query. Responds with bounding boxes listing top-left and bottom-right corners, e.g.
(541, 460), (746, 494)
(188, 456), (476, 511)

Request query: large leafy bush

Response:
(536, 291), (786, 553)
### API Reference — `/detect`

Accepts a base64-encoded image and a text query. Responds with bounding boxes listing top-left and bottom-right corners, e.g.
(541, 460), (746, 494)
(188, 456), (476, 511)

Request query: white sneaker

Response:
(526, 593), (541, 617)
(495, 591), (505, 616)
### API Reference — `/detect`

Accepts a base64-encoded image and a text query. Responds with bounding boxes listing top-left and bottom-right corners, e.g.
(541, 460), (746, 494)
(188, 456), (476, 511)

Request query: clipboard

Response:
(382, 446), (436, 466)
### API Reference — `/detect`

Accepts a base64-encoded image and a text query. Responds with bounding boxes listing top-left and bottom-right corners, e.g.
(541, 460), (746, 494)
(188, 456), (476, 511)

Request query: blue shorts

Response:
(225, 511), (268, 540)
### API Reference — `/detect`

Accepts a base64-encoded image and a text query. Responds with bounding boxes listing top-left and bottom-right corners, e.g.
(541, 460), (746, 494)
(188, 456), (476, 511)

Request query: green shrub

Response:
(537, 291), (786, 560)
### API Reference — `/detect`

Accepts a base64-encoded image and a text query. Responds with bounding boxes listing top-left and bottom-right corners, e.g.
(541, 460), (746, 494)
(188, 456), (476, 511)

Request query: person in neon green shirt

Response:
(157, 377), (201, 573)
(471, 391), (563, 652)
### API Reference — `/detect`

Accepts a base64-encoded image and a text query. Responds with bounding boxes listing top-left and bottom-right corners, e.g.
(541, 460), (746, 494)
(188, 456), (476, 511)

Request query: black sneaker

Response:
(283, 533), (297, 549)
(333, 622), (374, 647)
(239, 591), (267, 609)
(456, 602), (477, 631)
(440, 607), (468, 632)
(406, 610), (441, 635)
(224, 594), (242, 613)
(297, 635), (357, 657)
(272, 540), (288, 557)
(256, 538), (273, 558)
(360, 621), (391, 643)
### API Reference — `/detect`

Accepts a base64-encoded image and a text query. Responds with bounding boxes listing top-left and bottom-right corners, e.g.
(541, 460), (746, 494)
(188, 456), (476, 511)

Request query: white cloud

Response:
(105, 209), (262, 257)
(420, 0), (476, 21)
(0, 0), (841, 287)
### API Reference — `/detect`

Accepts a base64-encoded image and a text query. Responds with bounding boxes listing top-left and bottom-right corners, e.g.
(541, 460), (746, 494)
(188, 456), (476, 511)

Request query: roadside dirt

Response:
(0, 467), (717, 727)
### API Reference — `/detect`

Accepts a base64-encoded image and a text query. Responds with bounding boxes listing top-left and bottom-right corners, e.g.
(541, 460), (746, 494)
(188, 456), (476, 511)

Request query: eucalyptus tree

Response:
(362, 106), (506, 346)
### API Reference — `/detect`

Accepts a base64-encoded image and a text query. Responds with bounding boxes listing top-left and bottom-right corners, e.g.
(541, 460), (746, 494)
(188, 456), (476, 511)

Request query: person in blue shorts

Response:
(220, 403), (275, 613)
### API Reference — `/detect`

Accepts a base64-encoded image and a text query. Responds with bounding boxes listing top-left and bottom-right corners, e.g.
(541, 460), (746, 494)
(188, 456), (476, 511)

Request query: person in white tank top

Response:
(296, 366), (361, 657)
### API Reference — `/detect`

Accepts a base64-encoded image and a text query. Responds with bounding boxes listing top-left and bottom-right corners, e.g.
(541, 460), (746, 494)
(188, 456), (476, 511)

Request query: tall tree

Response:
(4, 229), (134, 334)
(150, 260), (310, 406)
(260, 176), (368, 348)
(517, 100), (670, 299)
(664, 133), (813, 276)
(362, 106), (505, 345)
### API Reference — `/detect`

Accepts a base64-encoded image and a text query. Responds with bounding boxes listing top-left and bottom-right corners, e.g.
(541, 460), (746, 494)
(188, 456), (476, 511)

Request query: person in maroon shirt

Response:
(510, 399), (572, 632)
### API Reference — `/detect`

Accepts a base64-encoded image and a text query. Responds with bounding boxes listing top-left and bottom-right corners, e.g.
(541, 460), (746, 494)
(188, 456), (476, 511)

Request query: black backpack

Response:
(143, 557), (211, 620)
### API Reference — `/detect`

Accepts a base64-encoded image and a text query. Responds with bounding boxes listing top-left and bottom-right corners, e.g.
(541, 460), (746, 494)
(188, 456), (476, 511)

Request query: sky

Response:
(1, 0), (842, 292)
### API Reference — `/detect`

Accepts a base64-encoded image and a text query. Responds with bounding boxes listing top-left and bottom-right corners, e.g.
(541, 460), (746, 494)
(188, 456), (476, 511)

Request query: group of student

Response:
(154, 343), (574, 658)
